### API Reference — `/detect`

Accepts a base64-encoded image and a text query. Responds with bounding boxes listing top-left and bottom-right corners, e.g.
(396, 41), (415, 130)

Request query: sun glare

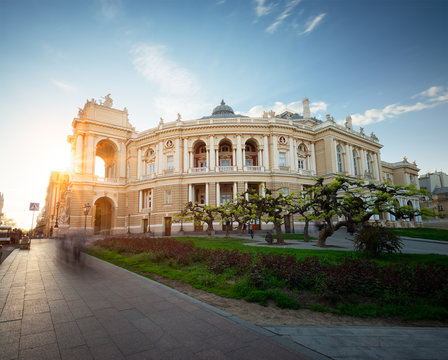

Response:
(95, 156), (105, 177)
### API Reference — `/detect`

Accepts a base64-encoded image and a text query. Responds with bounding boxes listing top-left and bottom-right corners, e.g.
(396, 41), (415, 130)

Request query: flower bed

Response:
(91, 236), (448, 319)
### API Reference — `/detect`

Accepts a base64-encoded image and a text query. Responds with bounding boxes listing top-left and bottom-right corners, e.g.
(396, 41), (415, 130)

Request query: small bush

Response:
(354, 226), (402, 258)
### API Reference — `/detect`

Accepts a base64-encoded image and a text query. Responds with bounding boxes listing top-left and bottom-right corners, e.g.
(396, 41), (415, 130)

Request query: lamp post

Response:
(147, 211), (151, 235)
(83, 203), (91, 233)
(127, 214), (130, 234)
(55, 202), (60, 228)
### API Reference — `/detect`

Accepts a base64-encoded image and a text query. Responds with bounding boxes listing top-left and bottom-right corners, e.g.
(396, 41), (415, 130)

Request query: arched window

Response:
(353, 149), (359, 176)
(336, 145), (344, 173)
(298, 143), (307, 152)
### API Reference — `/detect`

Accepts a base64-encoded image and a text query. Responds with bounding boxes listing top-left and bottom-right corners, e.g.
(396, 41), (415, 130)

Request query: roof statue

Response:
(302, 98), (311, 119)
(262, 111), (268, 119)
(101, 93), (113, 107)
(177, 113), (182, 121)
(159, 117), (164, 125)
(326, 114), (331, 122)
(123, 107), (128, 115)
(370, 131), (378, 141)
(412, 160), (417, 165)
(78, 107), (85, 118)
(359, 127), (365, 135)
(268, 110), (275, 117)
(344, 115), (353, 130)
(403, 156), (408, 162)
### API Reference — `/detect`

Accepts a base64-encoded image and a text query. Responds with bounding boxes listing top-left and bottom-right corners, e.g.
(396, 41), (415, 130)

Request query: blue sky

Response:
(1, 0), (447, 228)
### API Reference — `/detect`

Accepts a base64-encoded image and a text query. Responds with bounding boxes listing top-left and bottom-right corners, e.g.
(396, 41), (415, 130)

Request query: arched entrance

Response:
(93, 197), (114, 235)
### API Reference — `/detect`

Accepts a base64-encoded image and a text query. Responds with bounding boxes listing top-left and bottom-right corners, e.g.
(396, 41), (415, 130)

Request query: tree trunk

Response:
(304, 219), (310, 242)
(317, 226), (333, 247)
(225, 220), (230, 238)
(274, 222), (284, 244)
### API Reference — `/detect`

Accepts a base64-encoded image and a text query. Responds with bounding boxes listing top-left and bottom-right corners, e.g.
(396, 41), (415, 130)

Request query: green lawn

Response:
(174, 236), (448, 266)
(388, 228), (448, 241)
(87, 235), (448, 321)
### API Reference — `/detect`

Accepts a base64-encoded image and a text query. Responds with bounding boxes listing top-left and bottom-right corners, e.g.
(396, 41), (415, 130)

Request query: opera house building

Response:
(41, 96), (421, 236)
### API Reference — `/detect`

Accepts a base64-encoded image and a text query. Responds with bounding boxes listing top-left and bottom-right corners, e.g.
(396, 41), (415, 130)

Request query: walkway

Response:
(0, 239), (317, 360)
(240, 228), (448, 255)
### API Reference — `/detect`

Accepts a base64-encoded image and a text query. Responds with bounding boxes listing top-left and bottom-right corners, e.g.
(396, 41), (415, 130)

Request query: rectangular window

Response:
(279, 152), (287, 167)
(221, 193), (232, 204)
(282, 187), (289, 195)
(148, 162), (155, 174)
(221, 160), (230, 166)
(166, 156), (174, 170)
(246, 159), (252, 166)
(142, 189), (152, 210)
(165, 190), (172, 205)
(298, 159), (304, 169)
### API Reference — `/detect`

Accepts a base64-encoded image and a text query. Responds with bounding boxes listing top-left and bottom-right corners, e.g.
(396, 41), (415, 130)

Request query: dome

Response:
(212, 100), (235, 116)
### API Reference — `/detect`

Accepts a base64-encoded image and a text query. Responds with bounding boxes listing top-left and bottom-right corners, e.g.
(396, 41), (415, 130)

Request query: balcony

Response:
(189, 167), (208, 173)
(245, 166), (263, 172)
(94, 177), (125, 185)
(217, 166), (237, 172)
(297, 169), (314, 176)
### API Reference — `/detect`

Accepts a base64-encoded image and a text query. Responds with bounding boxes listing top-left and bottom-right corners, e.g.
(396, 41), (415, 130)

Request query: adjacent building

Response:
(419, 171), (448, 218)
(41, 95), (422, 236)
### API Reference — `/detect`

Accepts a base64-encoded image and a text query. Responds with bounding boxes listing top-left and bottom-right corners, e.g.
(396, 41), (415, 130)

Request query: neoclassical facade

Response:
(43, 96), (422, 236)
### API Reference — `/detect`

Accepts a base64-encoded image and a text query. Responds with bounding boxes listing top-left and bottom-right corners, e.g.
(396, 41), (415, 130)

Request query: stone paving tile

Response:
(67, 299), (93, 319)
(195, 348), (230, 360)
(0, 340), (19, 360)
(19, 329), (57, 350)
(23, 298), (49, 316)
(54, 321), (86, 349)
(110, 330), (155, 356)
(20, 312), (54, 336)
(59, 345), (94, 360)
(18, 342), (61, 360)
(89, 341), (125, 360)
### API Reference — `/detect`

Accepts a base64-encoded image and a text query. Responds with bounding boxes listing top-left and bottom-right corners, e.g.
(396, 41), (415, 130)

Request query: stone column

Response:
(183, 138), (188, 172)
(345, 144), (352, 175)
(158, 142), (163, 174)
(209, 136), (215, 170)
(237, 135), (242, 170)
(333, 140), (339, 173)
(206, 151), (209, 170)
(263, 136), (269, 170)
(272, 135), (279, 170)
(242, 148), (246, 168)
(205, 183), (209, 205)
(375, 153), (381, 181)
(233, 182), (237, 199)
(175, 138), (180, 172)
(216, 183), (220, 206)
(290, 139), (295, 171)
(258, 150), (262, 167)
(75, 134), (83, 173)
(244, 182), (248, 200)
(119, 141), (126, 178)
(189, 151), (193, 169)
(188, 184), (193, 202)
(310, 143), (316, 174)
(137, 149), (142, 179)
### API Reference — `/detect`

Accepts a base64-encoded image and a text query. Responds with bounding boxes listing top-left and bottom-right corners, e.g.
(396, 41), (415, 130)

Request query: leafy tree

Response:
(312, 176), (427, 247)
(245, 188), (290, 245)
(287, 188), (318, 242)
(175, 202), (218, 236)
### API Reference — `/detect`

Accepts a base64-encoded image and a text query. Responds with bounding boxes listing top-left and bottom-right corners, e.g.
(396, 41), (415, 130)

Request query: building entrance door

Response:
(194, 221), (203, 232)
(143, 219), (148, 233)
(284, 215), (291, 233)
(164, 217), (171, 236)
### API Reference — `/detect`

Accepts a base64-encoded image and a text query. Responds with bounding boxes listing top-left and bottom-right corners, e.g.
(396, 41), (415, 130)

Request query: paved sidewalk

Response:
(264, 326), (448, 360)
(0, 239), (317, 360)
(240, 228), (448, 255)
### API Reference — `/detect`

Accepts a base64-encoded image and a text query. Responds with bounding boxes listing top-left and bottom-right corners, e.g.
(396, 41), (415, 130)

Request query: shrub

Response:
(354, 226), (402, 258)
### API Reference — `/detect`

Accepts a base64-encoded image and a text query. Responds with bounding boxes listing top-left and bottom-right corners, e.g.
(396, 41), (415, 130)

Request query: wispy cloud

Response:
(132, 44), (200, 95)
(302, 13), (326, 34)
(255, 0), (274, 17)
(51, 80), (75, 91)
(266, 0), (301, 34)
(351, 86), (448, 126)
(241, 99), (327, 117)
(98, 0), (122, 20)
(131, 44), (211, 120)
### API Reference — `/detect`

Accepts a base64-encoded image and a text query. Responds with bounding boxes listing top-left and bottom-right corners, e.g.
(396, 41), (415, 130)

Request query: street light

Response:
(147, 211), (151, 235)
(127, 214), (130, 234)
(83, 203), (91, 233)
(55, 202), (60, 228)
